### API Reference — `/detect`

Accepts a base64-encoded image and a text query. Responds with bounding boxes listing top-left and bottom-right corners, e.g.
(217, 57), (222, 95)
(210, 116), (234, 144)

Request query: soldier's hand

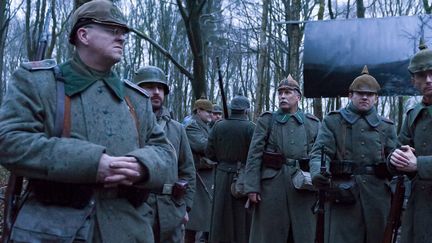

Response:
(248, 192), (261, 204)
(97, 154), (144, 187)
(390, 145), (417, 172)
(312, 173), (330, 189)
(182, 212), (189, 224)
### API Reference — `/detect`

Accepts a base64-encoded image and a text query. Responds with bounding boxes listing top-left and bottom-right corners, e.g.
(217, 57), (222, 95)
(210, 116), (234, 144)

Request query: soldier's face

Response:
(412, 70), (432, 97)
(197, 109), (212, 123)
(140, 83), (165, 111)
(78, 24), (128, 68)
(349, 91), (377, 112)
(212, 112), (222, 121)
(278, 89), (300, 113)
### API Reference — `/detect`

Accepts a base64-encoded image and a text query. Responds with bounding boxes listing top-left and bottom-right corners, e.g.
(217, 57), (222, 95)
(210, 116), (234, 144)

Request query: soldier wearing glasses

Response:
(0, 1), (176, 242)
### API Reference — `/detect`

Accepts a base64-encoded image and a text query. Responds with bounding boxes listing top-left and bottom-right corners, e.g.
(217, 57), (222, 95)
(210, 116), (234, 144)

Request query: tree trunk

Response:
(0, 0), (10, 103)
(357, 0), (366, 18)
(176, 0), (207, 100)
(313, 0), (326, 120)
(254, 0), (269, 120)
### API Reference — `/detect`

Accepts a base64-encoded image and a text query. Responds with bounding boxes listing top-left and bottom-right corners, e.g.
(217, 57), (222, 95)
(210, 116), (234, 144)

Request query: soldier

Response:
(184, 98), (214, 243)
(209, 104), (223, 127)
(310, 66), (397, 243)
(207, 94), (255, 243)
(132, 66), (196, 243)
(0, 1), (176, 242)
(244, 75), (320, 243)
(388, 42), (432, 243)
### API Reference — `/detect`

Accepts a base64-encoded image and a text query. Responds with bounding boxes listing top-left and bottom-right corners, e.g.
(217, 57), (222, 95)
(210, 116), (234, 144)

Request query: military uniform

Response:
(310, 67), (397, 243)
(244, 109), (320, 243)
(207, 95), (255, 243)
(393, 103), (432, 243)
(133, 66), (196, 243)
(386, 42), (432, 243)
(185, 114), (214, 234)
(0, 51), (177, 242)
(146, 107), (196, 243)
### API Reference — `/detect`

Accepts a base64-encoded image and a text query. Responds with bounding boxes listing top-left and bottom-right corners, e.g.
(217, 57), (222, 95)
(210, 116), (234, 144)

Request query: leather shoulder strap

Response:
(52, 66), (71, 138)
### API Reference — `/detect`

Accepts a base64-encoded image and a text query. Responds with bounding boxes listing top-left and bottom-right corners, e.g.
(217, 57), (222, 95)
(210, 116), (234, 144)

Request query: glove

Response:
(312, 172), (330, 189)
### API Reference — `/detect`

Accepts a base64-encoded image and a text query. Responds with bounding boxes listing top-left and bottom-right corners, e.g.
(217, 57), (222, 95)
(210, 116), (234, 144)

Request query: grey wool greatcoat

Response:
(147, 107), (196, 243)
(309, 103), (397, 243)
(244, 109), (320, 243)
(389, 103), (432, 243)
(185, 114), (214, 232)
(206, 113), (256, 243)
(0, 58), (177, 243)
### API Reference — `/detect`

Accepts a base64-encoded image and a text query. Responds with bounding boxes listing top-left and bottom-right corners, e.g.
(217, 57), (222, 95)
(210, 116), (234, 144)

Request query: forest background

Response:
(0, 0), (431, 234)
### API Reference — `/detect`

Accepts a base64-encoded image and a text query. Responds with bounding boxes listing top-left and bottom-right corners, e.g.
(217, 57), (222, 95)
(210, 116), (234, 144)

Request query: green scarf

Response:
(59, 53), (124, 99)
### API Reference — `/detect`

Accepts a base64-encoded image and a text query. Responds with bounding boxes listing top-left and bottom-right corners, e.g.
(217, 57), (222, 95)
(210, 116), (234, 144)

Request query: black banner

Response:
(303, 15), (432, 97)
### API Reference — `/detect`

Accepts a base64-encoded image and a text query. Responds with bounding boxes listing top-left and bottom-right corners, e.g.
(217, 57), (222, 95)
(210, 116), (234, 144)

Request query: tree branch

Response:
(131, 28), (193, 81)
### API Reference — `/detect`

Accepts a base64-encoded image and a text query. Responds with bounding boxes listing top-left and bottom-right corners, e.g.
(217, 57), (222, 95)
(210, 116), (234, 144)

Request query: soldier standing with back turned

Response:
(207, 94), (255, 243)
(0, 1), (176, 242)
(310, 66), (397, 243)
(244, 75), (320, 243)
(388, 42), (432, 243)
(132, 66), (196, 243)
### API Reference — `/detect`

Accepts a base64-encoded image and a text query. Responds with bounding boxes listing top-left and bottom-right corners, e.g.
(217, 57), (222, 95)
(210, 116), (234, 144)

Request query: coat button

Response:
(361, 141), (365, 145)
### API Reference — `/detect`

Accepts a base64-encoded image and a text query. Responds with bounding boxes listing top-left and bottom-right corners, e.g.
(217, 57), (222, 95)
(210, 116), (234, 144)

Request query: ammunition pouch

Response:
(150, 180), (188, 201)
(298, 158), (310, 172)
(29, 179), (93, 209)
(262, 151), (285, 170)
(172, 180), (188, 201)
(327, 178), (357, 205)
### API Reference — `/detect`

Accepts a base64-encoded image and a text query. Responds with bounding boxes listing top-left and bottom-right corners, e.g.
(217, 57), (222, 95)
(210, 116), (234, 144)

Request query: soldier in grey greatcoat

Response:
(184, 98), (215, 243)
(310, 66), (397, 243)
(388, 42), (432, 243)
(207, 94), (255, 243)
(0, 1), (176, 242)
(133, 66), (196, 243)
(244, 75), (320, 243)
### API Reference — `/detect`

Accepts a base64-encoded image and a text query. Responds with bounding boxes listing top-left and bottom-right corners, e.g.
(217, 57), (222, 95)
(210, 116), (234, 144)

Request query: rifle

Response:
(314, 145), (326, 243)
(383, 175), (405, 243)
(215, 57), (228, 118)
(1, 8), (51, 243)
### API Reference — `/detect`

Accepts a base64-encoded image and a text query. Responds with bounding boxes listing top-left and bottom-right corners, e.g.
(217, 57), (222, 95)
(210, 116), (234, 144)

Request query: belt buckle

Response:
(162, 184), (173, 195)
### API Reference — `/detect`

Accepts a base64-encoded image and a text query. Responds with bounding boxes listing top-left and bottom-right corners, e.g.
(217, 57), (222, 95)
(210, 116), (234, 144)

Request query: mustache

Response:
(151, 95), (162, 102)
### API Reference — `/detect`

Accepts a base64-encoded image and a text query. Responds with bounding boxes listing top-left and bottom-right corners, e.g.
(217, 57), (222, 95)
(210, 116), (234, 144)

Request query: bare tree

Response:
(176, 0), (208, 100)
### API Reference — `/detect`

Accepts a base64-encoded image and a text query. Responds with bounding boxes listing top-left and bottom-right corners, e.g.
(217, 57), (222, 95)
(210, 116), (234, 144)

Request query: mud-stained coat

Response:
(309, 104), (397, 243)
(184, 114), (214, 232)
(244, 109), (320, 243)
(0, 59), (177, 243)
(206, 113), (256, 243)
(388, 103), (432, 243)
(146, 107), (196, 243)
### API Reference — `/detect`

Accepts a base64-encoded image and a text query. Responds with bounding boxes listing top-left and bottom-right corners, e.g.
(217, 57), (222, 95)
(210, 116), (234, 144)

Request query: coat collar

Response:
(274, 108), (304, 124)
(340, 102), (380, 127)
(60, 52), (124, 99)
